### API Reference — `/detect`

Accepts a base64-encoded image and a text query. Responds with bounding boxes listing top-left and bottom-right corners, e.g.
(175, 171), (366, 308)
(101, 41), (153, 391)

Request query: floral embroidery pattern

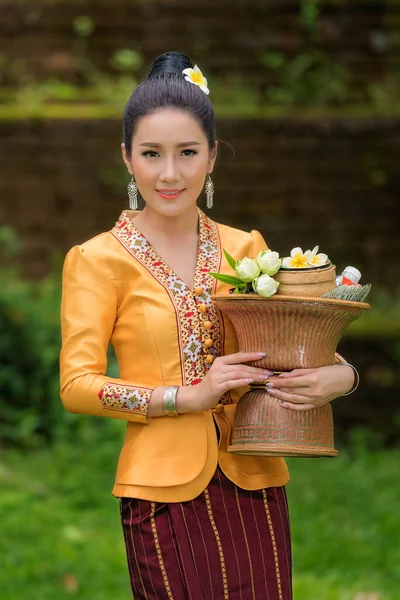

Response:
(167, 274), (187, 297)
(99, 382), (151, 417)
(199, 241), (218, 258)
(111, 209), (228, 397)
(184, 334), (203, 363)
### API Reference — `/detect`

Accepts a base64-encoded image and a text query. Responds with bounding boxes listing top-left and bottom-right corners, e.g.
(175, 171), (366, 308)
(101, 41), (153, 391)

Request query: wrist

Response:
(335, 362), (360, 396)
(177, 383), (206, 413)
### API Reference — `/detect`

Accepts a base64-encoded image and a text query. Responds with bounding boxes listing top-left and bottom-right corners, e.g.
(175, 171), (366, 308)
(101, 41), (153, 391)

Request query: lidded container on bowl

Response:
(274, 262), (337, 297)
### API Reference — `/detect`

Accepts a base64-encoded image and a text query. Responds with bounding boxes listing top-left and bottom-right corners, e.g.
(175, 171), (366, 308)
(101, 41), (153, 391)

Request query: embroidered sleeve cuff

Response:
(334, 353), (360, 396)
(98, 382), (152, 423)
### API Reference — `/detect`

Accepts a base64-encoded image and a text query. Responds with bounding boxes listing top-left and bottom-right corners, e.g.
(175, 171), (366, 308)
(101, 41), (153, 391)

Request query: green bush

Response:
(0, 227), (118, 447)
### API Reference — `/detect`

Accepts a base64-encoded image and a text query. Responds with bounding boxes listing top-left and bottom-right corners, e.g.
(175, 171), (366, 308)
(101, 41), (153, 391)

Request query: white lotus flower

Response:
(282, 247), (309, 269)
(182, 65), (209, 95)
(305, 246), (328, 267)
(252, 274), (280, 297)
(256, 249), (282, 276)
(235, 257), (261, 282)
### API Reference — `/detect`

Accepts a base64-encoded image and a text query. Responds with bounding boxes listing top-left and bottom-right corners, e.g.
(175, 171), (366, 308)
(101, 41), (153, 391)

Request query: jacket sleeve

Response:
(60, 245), (151, 424)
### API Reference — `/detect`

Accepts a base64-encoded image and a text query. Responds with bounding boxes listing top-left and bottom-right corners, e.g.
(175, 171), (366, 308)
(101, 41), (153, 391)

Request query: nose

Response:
(160, 156), (180, 183)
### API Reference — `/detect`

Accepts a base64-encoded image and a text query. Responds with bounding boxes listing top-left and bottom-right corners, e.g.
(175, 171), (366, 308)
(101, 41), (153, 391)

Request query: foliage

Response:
(259, 1), (349, 107)
(110, 49), (143, 72)
(288, 431), (400, 598)
(0, 430), (399, 598)
(72, 15), (95, 38)
(347, 286), (400, 337)
(1, 1), (399, 118)
(0, 227), (118, 448)
(2, 68), (399, 120)
(260, 49), (349, 106)
(299, 0), (320, 40)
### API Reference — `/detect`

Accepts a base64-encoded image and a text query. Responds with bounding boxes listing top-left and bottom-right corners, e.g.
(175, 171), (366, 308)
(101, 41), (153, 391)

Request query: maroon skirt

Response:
(120, 466), (292, 600)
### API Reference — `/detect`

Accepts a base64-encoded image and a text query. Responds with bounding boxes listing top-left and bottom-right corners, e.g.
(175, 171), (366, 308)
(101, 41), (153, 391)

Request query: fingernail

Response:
(265, 383), (273, 389)
(257, 352), (267, 357)
(262, 370), (272, 376)
(245, 378), (255, 383)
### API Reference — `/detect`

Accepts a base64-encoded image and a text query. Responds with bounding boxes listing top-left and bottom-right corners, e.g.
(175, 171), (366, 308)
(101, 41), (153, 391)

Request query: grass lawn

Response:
(0, 421), (399, 599)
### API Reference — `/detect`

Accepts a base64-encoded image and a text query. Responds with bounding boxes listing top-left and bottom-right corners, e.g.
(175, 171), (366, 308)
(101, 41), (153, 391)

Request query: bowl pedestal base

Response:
(228, 388), (339, 458)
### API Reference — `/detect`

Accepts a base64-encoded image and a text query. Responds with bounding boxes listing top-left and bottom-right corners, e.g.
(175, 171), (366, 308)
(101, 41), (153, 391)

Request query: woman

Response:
(60, 51), (357, 600)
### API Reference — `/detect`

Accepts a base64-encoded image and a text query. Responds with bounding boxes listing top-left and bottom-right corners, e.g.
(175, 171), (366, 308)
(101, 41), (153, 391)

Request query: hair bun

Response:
(146, 51), (193, 79)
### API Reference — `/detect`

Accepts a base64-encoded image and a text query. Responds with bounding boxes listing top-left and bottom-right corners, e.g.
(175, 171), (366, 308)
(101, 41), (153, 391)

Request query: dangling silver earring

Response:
(205, 174), (214, 209)
(127, 176), (138, 210)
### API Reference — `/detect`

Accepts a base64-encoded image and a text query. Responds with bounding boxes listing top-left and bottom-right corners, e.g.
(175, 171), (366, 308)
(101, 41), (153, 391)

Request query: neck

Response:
(133, 205), (200, 238)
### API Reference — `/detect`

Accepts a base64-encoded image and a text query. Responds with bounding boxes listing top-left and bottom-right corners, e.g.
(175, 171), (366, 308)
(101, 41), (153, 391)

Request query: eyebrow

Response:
(138, 141), (202, 148)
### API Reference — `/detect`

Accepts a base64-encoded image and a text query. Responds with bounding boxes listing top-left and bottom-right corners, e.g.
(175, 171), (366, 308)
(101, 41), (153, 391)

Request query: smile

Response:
(156, 189), (185, 199)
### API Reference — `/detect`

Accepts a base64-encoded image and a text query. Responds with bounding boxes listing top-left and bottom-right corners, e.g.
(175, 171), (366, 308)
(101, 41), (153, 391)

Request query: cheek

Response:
(132, 158), (155, 183)
(185, 158), (209, 182)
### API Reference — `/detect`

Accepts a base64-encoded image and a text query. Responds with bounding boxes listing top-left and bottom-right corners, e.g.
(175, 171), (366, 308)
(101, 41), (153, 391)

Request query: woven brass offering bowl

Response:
(212, 294), (370, 458)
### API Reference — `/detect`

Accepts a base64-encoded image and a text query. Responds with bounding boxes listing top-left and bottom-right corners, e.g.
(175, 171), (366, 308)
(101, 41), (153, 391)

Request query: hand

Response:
(196, 351), (272, 411)
(265, 364), (355, 411)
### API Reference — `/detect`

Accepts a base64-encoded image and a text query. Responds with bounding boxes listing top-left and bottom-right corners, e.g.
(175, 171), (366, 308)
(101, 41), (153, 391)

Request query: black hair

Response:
(123, 51), (216, 156)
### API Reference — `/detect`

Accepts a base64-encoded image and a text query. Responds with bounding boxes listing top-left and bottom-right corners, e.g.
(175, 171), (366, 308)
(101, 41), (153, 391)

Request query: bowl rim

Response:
(278, 261), (333, 272)
(211, 293), (370, 310)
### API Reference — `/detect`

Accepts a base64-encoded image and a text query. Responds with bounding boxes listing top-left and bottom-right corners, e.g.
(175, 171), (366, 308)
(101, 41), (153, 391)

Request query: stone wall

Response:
(0, 117), (399, 287)
(1, 0), (399, 437)
(1, 116), (399, 436)
(0, 0), (398, 92)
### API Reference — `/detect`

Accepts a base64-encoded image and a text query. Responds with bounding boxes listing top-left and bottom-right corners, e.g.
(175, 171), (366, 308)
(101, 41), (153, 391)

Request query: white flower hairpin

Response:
(182, 65), (210, 95)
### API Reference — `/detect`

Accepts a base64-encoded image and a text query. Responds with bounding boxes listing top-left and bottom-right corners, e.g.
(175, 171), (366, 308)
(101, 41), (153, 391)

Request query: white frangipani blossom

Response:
(282, 247), (309, 269)
(182, 65), (209, 95)
(305, 246), (329, 267)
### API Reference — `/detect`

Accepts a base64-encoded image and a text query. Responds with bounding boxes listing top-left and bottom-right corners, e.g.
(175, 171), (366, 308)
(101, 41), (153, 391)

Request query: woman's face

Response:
(122, 108), (217, 218)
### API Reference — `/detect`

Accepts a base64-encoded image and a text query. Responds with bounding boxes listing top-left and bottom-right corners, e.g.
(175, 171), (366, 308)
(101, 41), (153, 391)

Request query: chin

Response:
(149, 196), (198, 218)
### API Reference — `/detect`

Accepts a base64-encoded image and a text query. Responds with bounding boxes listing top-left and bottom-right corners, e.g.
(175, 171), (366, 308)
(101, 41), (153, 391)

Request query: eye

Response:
(181, 149), (197, 157)
(142, 150), (159, 158)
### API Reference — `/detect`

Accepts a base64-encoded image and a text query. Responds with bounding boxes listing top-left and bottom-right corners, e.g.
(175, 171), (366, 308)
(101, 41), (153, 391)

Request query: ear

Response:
(121, 143), (133, 175)
(208, 140), (218, 174)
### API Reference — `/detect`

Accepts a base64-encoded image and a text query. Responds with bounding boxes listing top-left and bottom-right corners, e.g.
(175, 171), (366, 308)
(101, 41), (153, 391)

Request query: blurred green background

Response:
(0, 1), (399, 598)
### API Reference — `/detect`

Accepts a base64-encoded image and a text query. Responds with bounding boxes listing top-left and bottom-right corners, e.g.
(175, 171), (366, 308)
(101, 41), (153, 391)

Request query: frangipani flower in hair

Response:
(182, 65), (210, 95)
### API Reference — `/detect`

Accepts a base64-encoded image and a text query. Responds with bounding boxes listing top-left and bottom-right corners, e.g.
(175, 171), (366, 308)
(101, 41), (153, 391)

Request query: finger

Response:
(267, 375), (313, 389)
(222, 377), (255, 391)
(224, 367), (273, 380)
(221, 370), (266, 383)
(280, 402), (316, 411)
(266, 388), (313, 404)
(277, 368), (318, 379)
(269, 386), (311, 395)
(222, 351), (267, 365)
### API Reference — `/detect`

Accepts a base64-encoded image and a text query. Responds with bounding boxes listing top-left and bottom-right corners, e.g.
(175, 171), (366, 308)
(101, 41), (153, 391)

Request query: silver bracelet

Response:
(163, 385), (180, 417)
(335, 362), (360, 396)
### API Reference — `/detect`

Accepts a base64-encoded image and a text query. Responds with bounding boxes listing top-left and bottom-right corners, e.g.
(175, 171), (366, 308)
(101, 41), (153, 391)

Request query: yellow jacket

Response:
(60, 209), (289, 501)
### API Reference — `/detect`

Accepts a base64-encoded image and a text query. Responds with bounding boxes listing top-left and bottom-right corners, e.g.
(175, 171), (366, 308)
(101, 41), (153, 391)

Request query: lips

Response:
(156, 188), (185, 199)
